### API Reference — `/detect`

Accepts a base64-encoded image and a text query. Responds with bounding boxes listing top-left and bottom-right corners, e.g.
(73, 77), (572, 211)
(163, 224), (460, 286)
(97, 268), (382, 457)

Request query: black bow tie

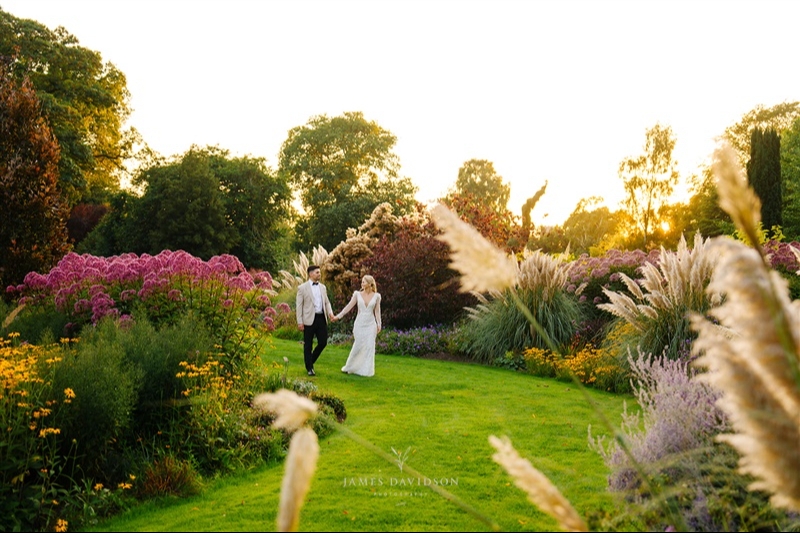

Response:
(312, 282), (319, 286)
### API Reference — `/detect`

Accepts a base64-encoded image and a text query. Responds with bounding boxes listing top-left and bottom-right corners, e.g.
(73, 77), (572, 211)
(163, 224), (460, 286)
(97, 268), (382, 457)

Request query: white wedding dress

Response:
(338, 291), (381, 377)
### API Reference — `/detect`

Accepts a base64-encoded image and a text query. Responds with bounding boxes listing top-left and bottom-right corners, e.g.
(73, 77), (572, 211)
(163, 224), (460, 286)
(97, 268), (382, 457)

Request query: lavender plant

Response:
(375, 325), (453, 357)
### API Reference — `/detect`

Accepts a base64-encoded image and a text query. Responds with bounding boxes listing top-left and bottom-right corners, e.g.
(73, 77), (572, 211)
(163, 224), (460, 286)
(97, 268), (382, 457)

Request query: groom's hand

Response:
(298, 323), (304, 331)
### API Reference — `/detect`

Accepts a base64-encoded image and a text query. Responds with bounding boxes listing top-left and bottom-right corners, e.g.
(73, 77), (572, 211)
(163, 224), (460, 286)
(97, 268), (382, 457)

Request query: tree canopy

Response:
(561, 197), (622, 255)
(618, 124), (680, 248)
(454, 159), (511, 212)
(278, 112), (417, 251)
(781, 118), (800, 239)
(0, 8), (133, 204)
(81, 147), (294, 270)
(724, 101), (800, 168)
(747, 127), (782, 232)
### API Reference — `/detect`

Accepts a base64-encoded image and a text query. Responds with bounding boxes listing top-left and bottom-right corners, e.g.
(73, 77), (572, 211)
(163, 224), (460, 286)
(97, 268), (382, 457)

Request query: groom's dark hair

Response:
(307, 265), (320, 274)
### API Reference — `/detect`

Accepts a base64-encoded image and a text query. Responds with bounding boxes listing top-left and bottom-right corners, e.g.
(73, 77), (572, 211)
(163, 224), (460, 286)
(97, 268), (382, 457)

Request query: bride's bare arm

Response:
(374, 294), (381, 332)
(335, 292), (358, 320)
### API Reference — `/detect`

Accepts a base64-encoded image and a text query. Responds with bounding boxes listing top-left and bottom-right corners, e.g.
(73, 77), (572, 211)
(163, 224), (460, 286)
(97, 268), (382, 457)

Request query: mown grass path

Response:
(90, 338), (632, 532)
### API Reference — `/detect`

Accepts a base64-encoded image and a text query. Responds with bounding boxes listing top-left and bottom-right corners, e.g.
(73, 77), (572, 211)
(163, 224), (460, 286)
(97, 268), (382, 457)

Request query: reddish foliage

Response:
(440, 192), (520, 253)
(359, 218), (476, 329)
(67, 203), (109, 244)
(0, 61), (70, 290)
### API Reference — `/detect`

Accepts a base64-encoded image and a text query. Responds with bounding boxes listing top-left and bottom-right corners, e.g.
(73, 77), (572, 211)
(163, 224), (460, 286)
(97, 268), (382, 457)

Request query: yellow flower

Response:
(63, 388), (76, 399)
(55, 518), (68, 532)
(93, 483), (104, 491)
(38, 428), (61, 438)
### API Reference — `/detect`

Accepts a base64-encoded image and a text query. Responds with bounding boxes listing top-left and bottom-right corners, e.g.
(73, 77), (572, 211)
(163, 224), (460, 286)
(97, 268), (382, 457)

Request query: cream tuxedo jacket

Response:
(296, 281), (334, 326)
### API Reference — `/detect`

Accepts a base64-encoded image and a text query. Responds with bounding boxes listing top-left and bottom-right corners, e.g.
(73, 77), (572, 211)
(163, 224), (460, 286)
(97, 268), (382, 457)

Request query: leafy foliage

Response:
(453, 159), (511, 213)
(81, 147), (294, 270)
(375, 325), (454, 357)
(7, 250), (278, 365)
(747, 127), (782, 231)
(278, 111), (417, 251)
(589, 351), (793, 532)
(321, 202), (402, 303)
(618, 124), (680, 249)
(723, 100), (800, 168)
(457, 282), (582, 365)
(359, 216), (477, 329)
(0, 8), (133, 203)
(560, 197), (623, 255)
(0, 59), (70, 291)
(66, 203), (108, 245)
(440, 191), (518, 252)
(683, 166), (734, 238)
(781, 117), (800, 239)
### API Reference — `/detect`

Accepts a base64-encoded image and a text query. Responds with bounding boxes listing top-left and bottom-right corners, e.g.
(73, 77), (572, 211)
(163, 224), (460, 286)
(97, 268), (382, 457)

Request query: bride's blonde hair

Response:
(362, 275), (377, 292)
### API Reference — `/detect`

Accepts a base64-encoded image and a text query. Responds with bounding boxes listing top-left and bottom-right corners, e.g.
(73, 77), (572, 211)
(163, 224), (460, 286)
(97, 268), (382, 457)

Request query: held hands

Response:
(329, 313), (337, 322)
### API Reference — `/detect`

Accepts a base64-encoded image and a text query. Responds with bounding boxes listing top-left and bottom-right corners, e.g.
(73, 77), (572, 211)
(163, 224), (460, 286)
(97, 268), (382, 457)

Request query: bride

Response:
(333, 275), (381, 377)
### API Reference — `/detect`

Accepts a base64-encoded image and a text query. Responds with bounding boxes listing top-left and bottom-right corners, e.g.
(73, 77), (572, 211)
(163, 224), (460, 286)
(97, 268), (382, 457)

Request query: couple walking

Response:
(296, 265), (382, 377)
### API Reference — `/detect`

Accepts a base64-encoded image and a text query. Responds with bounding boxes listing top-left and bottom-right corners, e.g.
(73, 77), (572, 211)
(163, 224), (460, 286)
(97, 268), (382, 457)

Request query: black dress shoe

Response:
(307, 369), (316, 376)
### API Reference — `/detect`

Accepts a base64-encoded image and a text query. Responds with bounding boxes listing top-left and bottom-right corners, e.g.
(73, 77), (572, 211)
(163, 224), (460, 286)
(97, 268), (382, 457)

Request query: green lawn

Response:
(88, 338), (633, 532)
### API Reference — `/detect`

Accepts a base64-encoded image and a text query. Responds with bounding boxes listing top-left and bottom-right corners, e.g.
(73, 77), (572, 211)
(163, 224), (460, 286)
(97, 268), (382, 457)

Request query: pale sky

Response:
(2, 0), (798, 225)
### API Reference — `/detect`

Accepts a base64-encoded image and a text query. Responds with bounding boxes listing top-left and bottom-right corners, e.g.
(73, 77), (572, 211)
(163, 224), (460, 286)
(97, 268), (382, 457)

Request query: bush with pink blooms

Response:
(763, 239), (800, 299)
(6, 250), (278, 367)
(566, 249), (661, 347)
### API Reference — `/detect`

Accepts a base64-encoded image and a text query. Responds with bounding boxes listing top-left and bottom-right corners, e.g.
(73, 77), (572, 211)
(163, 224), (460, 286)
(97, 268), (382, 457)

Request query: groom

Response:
(296, 265), (335, 376)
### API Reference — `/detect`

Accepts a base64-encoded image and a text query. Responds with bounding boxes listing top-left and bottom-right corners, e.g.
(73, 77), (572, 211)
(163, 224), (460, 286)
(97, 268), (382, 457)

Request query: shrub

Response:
(523, 344), (627, 392)
(360, 218), (477, 329)
(1, 303), (71, 343)
(139, 455), (202, 498)
(321, 202), (400, 303)
(764, 239), (800, 299)
(6, 250), (278, 367)
(589, 349), (792, 531)
(75, 313), (214, 434)
(310, 391), (347, 423)
(50, 324), (141, 480)
(566, 247), (660, 346)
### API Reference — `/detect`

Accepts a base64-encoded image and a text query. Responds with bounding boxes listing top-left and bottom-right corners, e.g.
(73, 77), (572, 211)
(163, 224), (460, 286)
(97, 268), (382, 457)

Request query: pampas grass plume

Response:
(253, 389), (318, 431)
(689, 142), (800, 512)
(431, 204), (518, 293)
(277, 427), (320, 532)
(489, 435), (587, 532)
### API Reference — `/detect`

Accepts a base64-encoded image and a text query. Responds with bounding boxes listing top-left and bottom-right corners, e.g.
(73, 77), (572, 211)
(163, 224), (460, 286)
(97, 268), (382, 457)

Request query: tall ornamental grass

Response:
(597, 233), (720, 363)
(690, 144), (800, 514)
(457, 250), (582, 364)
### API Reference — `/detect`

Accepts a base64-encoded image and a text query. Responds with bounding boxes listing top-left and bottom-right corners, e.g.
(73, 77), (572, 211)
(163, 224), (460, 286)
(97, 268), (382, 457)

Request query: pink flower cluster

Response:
(567, 249), (661, 303)
(7, 250), (277, 331)
(764, 240), (800, 274)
